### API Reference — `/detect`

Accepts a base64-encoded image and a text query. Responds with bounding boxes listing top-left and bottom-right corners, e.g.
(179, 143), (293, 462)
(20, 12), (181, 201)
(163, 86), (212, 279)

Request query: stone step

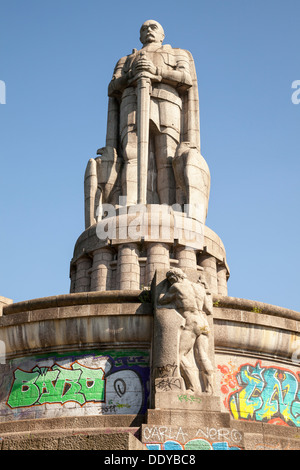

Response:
(0, 413), (144, 434)
(0, 428), (146, 450)
(0, 426), (141, 440)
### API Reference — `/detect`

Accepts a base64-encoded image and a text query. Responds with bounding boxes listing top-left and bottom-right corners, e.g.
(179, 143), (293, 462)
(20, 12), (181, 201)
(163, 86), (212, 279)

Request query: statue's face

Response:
(140, 20), (165, 45)
(167, 272), (179, 285)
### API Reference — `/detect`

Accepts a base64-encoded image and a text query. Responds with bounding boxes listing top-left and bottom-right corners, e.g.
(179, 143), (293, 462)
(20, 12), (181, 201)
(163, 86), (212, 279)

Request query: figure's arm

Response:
(128, 50), (192, 91)
(159, 285), (177, 305)
(203, 292), (213, 316)
(108, 56), (130, 97)
(158, 50), (193, 91)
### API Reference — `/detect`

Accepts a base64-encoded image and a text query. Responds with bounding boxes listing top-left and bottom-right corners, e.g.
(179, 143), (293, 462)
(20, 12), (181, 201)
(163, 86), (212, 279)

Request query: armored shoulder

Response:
(112, 55), (129, 78)
(161, 47), (192, 71)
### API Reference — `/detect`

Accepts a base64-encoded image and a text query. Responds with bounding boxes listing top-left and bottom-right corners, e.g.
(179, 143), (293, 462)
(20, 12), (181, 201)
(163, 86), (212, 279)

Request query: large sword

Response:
(135, 51), (161, 205)
(136, 75), (151, 203)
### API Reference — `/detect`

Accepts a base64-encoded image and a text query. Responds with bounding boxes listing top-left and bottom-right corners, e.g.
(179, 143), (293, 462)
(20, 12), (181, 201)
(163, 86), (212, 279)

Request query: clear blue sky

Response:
(0, 0), (299, 311)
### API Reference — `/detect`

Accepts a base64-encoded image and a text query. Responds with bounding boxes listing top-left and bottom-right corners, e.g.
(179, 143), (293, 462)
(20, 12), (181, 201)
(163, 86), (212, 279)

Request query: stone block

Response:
(1, 431), (146, 451)
(0, 297), (13, 316)
(154, 391), (221, 412)
(145, 408), (231, 428)
(141, 423), (244, 450)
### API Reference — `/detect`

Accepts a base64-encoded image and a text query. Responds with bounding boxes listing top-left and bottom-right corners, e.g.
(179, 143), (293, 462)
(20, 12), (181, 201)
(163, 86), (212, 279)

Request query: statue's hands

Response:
(133, 55), (157, 75)
(129, 53), (162, 85)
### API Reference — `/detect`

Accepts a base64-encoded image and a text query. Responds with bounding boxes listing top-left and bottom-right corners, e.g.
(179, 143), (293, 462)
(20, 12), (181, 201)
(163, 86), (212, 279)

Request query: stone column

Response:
(217, 264), (228, 296)
(175, 245), (197, 277)
(90, 247), (114, 291)
(146, 242), (170, 287)
(151, 270), (220, 411)
(117, 243), (140, 290)
(198, 253), (218, 294)
(74, 256), (92, 292)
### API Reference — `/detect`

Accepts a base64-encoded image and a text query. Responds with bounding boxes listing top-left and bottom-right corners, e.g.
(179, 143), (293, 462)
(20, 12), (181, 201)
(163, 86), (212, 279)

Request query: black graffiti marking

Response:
(62, 382), (71, 396)
(157, 363), (178, 378)
(156, 378), (182, 391)
(102, 404), (117, 413)
(114, 378), (126, 397)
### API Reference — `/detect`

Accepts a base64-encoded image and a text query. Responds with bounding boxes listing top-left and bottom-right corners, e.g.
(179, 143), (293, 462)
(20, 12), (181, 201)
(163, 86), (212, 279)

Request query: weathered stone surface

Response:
(0, 297), (13, 316)
(1, 430), (146, 450)
(70, 218), (229, 294)
(0, 293), (153, 360)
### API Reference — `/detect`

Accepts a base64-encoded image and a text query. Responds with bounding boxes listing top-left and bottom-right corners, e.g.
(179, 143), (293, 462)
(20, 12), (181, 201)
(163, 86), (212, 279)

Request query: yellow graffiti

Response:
(226, 362), (300, 427)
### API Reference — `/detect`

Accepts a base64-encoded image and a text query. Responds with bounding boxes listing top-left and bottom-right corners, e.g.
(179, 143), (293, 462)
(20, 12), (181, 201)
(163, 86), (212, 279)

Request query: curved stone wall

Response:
(70, 218), (230, 296)
(2, 291), (152, 357)
(213, 295), (300, 429)
(0, 292), (299, 449)
(0, 292), (152, 423)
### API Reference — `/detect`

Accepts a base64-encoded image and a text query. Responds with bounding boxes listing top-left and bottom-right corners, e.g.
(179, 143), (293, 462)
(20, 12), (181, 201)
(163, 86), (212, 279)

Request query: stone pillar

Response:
(151, 270), (220, 411)
(217, 264), (228, 296)
(117, 243), (140, 290)
(90, 247), (114, 291)
(146, 242), (170, 286)
(139, 258), (147, 288)
(198, 253), (218, 294)
(175, 245), (197, 277)
(74, 256), (92, 292)
(153, 307), (186, 404)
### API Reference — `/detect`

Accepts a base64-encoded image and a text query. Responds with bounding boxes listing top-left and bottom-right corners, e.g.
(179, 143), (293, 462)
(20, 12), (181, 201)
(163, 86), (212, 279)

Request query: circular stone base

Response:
(70, 207), (229, 295)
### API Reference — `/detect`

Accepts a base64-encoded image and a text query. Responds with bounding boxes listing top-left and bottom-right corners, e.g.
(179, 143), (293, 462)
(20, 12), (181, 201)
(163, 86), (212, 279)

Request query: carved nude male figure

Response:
(159, 267), (214, 394)
(107, 20), (198, 206)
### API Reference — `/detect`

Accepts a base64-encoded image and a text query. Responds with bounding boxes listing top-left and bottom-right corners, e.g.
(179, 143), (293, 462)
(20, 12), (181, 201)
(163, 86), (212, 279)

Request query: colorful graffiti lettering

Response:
(5, 350), (150, 416)
(178, 394), (202, 403)
(146, 439), (241, 450)
(7, 362), (105, 408)
(219, 361), (300, 427)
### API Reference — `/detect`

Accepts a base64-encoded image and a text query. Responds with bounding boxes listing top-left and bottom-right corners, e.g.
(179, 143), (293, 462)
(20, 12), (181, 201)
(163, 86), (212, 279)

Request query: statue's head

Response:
(166, 268), (187, 284)
(140, 20), (165, 46)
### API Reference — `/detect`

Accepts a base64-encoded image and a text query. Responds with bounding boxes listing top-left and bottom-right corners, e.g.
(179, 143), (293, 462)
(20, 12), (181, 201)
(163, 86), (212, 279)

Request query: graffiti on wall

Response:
(219, 361), (300, 427)
(4, 350), (150, 416)
(7, 361), (105, 408)
(143, 425), (242, 450)
(218, 362), (239, 409)
(146, 440), (241, 450)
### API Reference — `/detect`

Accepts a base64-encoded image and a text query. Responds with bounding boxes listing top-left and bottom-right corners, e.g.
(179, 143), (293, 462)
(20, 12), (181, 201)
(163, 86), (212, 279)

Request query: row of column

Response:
(70, 244), (228, 295)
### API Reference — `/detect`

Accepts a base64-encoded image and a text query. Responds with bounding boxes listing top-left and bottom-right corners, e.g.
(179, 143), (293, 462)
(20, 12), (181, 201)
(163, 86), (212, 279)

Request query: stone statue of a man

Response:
(106, 20), (200, 206)
(158, 267), (214, 394)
